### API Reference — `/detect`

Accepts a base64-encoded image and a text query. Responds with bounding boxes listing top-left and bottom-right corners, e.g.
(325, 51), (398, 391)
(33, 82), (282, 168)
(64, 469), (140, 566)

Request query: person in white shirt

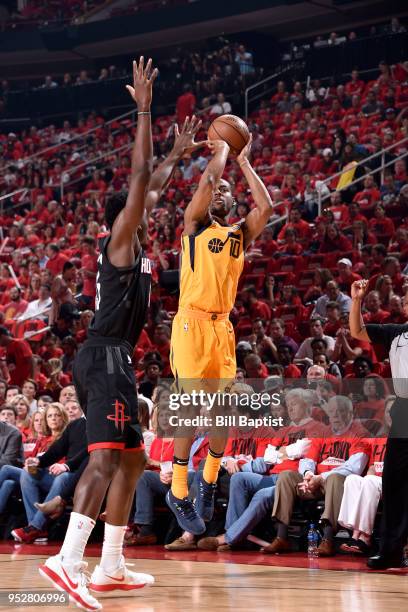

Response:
(295, 318), (335, 361)
(210, 93), (232, 116)
(22, 379), (38, 415)
(17, 284), (52, 322)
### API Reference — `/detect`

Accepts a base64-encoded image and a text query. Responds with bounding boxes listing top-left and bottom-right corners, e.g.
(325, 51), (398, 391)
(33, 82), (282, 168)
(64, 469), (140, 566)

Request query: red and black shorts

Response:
(73, 337), (144, 453)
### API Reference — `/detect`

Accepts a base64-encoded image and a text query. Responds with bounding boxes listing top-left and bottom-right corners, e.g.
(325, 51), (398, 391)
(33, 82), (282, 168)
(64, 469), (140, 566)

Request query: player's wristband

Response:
(138, 111), (151, 116)
(239, 160), (250, 168)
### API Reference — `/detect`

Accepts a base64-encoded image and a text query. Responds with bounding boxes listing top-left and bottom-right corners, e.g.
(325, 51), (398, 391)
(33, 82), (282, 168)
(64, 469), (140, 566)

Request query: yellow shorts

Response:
(170, 308), (236, 390)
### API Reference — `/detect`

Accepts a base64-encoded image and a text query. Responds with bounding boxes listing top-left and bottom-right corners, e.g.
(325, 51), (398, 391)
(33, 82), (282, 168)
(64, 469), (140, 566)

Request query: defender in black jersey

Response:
(40, 58), (159, 606)
(73, 242), (152, 452)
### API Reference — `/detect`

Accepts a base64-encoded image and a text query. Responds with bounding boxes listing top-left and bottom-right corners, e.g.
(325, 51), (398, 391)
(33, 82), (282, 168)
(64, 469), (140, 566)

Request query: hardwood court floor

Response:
(0, 543), (407, 612)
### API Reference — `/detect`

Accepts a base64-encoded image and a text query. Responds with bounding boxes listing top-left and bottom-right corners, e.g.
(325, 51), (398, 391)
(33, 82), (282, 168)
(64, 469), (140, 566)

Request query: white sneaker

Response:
(89, 556), (155, 593)
(39, 554), (102, 611)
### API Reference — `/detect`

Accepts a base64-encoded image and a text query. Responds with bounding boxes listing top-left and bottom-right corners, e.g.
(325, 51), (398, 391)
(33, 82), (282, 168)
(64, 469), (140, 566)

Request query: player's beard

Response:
(211, 201), (228, 219)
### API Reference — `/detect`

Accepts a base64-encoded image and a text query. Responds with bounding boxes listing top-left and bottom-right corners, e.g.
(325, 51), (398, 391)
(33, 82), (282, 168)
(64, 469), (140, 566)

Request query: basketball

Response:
(207, 114), (250, 153)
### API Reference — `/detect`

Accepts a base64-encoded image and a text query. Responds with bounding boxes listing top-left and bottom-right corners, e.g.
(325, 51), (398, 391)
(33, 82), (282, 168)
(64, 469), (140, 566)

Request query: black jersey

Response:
(88, 236), (152, 349)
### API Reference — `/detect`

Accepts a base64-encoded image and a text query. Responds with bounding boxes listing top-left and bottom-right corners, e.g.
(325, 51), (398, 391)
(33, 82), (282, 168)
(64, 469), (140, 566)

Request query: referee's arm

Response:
(349, 280), (371, 342)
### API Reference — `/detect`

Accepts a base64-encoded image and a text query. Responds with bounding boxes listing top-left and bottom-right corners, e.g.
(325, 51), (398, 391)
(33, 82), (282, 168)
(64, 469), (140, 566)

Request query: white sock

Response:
(60, 512), (95, 564)
(100, 523), (126, 572)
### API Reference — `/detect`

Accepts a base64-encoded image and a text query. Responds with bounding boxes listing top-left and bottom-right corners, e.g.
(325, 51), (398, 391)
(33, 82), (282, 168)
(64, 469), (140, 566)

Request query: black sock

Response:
(276, 522), (288, 539)
(173, 456), (189, 466)
(208, 448), (224, 458)
(323, 524), (334, 540)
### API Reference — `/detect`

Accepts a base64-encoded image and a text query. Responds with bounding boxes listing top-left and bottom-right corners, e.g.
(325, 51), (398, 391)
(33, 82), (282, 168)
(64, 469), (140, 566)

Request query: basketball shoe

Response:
(39, 555), (101, 611)
(89, 556), (154, 592)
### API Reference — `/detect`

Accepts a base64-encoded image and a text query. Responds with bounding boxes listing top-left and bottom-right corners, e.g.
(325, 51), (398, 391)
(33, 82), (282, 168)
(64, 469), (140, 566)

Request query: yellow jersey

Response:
(179, 220), (244, 314)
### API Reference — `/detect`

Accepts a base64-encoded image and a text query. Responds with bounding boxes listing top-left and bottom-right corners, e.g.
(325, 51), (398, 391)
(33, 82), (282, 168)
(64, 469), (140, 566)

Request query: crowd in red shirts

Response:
(0, 42), (407, 553)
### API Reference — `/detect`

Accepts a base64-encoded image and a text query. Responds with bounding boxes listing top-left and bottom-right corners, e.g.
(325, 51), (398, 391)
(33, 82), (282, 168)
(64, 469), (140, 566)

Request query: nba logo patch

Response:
(184, 322), (188, 332)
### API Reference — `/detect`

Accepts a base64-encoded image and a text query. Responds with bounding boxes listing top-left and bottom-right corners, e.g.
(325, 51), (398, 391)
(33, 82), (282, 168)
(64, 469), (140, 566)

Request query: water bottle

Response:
(307, 524), (319, 558)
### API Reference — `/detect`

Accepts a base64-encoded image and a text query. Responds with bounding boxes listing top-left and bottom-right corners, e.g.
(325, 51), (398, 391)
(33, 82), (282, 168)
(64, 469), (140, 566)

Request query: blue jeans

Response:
(20, 468), (78, 530)
(0, 465), (23, 513)
(224, 472), (278, 545)
(134, 470), (195, 525)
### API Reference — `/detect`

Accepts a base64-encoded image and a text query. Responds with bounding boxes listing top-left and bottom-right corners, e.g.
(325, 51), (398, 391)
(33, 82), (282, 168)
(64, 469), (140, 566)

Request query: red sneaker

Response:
(11, 525), (48, 544)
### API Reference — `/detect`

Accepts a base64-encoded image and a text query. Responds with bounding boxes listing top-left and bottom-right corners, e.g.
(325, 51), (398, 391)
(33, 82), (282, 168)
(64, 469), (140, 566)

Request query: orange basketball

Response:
(207, 114), (250, 154)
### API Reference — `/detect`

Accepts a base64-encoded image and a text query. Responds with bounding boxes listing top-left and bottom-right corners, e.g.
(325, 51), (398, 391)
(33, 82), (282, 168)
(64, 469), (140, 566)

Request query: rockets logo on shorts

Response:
(107, 400), (131, 432)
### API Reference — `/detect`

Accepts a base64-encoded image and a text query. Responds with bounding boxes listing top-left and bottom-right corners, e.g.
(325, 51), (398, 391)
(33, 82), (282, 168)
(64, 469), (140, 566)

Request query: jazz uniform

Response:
(170, 219), (244, 385)
(73, 235), (152, 452)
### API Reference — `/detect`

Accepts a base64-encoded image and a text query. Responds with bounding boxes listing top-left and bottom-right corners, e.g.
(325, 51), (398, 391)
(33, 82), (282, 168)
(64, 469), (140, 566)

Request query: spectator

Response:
(139, 359), (162, 400)
(176, 84), (196, 124)
(264, 395), (369, 556)
(0, 403), (66, 518)
(17, 284), (52, 321)
(210, 93), (232, 115)
(5, 386), (20, 403)
(363, 291), (390, 324)
(41, 76), (58, 89)
(0, 405), (17, 426)
(295, 319), (335, 361)
(46, 244), (69, 276)
(242, 286), (272, 321)
(79, 236), (98, 309)
(10, 395), (31, 439)
(3, 287), (28, 321)
(337, 258), (362, 293)
(277, 345), (302, 379)
(235, 44), (255, 76)
(0, 420), (23, 469)
(0, 327), (34, 387)
(12, 405), (86, 544)
(22, 379), (38, 414)
(311, 280), (352, 318)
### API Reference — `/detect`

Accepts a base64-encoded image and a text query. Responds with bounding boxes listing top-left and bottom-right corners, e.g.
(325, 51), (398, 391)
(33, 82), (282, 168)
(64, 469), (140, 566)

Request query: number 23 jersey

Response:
(179, 220), (244, 314)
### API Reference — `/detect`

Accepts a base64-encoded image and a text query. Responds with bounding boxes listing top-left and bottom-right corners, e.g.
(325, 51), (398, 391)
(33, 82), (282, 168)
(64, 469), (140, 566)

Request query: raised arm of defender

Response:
(238, 136), (273, 248)
(145, 116), (206, 215)
(108, 57), (158, 266)
(184, 140), (230, 234)
(349, 280), (371, 342)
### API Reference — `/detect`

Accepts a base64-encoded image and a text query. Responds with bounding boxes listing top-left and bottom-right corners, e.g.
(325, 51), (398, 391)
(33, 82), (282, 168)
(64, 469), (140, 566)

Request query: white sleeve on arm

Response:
(299, 458), (316, 475)
(295, 339), (309, 359)
(320, 452), (368, 480)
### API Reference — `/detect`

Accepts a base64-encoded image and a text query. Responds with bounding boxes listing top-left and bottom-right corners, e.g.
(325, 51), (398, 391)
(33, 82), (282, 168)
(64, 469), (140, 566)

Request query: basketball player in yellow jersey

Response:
(166, 136), (274, 534)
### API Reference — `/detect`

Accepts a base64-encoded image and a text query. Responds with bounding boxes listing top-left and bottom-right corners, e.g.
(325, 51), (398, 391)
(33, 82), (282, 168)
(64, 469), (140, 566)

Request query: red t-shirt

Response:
(148, 438), (174, 471)
(6, 338), (33, 386)
(369, 437), (387, 476)
(176, 92), (196, 123)
(46, 254), (69, 276)
(307, 428), (370, 474)
(81, 253), (98, 297)
(256, 419), (329, 474)
(249, 300), (271, 321)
